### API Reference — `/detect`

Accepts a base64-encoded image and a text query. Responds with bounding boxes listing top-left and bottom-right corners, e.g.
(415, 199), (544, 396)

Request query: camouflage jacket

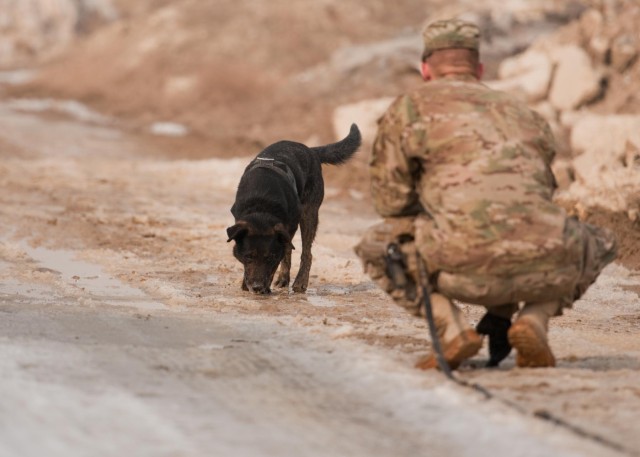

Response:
(370, 74), (570, 277)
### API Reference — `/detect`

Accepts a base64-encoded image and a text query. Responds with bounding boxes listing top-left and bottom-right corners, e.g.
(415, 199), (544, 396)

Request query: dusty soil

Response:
(584, 208), (640, 271)
(1, 1), (640, 455)
(0, 102), (638, 456)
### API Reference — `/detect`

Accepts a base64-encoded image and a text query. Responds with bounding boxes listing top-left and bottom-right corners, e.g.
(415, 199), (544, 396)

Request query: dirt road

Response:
(0, 101), (638, 457)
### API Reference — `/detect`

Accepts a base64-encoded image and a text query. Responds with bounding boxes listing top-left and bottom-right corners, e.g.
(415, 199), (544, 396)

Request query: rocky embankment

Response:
(2, 0), (639, 266)
(0, 0), (116, 68)
(489, 1), (640, 220)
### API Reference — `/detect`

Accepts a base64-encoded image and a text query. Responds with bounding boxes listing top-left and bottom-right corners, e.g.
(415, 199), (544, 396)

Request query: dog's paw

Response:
(292, 281), (308, 293)
(274, 276), (290, 288)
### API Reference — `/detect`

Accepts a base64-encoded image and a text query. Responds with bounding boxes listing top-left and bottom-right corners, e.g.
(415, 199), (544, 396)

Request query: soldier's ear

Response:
(420, 62), (432, 81)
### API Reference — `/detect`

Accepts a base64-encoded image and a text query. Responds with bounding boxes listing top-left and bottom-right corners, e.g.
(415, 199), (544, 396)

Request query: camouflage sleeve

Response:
(369, 95), (423, 217)
(532, 110), (556, 165)
(531, 110), (559, 192)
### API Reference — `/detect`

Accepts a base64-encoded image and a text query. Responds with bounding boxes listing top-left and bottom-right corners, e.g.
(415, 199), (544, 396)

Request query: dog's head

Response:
(226, 219), (292, 294)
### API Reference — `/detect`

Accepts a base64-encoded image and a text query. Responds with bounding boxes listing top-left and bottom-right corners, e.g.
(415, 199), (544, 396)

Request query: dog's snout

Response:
(248, 281), (271, 295)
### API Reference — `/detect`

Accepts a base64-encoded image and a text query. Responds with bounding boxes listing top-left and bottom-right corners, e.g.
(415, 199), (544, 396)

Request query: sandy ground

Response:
(0, 101), (639, 457)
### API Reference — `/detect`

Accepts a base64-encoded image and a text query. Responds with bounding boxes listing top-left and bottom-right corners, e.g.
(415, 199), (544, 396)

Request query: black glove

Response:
(384, 243), (408, 288)
(384, 243), (416, 301)
(476, 313), (512, 367)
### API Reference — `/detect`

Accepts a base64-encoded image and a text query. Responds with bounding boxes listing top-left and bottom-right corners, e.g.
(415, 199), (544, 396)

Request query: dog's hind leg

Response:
(292, 205), (319, 293)
(274, 244), (293, 288)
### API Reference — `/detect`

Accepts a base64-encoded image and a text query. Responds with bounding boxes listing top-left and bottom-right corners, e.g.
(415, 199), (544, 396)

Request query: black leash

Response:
(415, 251), (492, 397)
(414, 251), (629, 454)
(415, 252), (454, 380)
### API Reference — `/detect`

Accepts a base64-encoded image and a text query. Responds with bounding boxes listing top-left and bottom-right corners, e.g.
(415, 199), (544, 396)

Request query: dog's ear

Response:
(274, 223), (294, 250)
(227, 221), (249, 242)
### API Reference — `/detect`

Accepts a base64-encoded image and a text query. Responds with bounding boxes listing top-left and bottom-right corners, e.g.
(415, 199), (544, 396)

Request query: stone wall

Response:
(489, 1), (640, 217)
(0, 0), (116, 68)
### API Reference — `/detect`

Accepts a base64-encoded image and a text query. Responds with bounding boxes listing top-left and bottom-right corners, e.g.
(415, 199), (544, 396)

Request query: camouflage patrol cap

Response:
(422, 18), (480, 56)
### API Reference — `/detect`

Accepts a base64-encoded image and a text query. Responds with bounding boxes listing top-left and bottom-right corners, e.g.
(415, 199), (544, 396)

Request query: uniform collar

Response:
(438, 73), (480, 82)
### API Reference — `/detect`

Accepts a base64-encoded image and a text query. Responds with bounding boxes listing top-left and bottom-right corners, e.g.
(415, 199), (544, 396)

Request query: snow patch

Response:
(0, 70), (35, 85)
(149, 122), (189, 137)
(5, 98), (112, 125)
(19, 242), (166, 311)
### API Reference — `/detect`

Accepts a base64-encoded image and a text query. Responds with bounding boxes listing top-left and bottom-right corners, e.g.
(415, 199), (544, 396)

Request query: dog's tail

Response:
(311, 123), (361, 165)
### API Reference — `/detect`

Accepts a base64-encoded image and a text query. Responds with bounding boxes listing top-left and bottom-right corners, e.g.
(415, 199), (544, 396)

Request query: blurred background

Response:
(1, 0), (639, 266)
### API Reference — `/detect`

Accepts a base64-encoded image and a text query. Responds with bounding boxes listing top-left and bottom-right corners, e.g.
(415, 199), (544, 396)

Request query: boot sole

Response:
(508, 319), (556, 368)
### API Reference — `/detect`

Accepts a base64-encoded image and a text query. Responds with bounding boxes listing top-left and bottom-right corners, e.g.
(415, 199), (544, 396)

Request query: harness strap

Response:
(249, 157), (299, 198)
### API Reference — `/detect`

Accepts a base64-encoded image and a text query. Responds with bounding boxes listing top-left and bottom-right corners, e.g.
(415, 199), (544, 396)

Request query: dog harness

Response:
(249, 157), (300, 198)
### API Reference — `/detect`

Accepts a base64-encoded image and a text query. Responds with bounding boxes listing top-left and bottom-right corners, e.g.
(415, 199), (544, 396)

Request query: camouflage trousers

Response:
(354, 216), (617, 316)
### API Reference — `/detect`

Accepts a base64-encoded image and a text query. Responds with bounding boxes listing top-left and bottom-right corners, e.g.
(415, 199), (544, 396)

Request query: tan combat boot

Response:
(508, 301), (559, 368)
(415, 293), (482, 370)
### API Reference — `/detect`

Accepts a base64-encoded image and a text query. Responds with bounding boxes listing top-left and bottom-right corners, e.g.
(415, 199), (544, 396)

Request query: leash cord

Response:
(415, 252), (454, 380)
(414, 252), (629, 454)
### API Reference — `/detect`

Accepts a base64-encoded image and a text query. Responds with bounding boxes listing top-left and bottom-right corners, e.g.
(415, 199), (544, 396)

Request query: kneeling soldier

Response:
(355, 19), (616, 369)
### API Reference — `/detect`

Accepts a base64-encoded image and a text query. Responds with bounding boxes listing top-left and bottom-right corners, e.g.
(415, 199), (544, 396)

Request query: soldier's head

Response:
(420, 18), (483, 81)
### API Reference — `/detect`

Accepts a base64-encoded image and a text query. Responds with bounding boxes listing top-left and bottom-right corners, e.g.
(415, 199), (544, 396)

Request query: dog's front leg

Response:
(292, 249), (312, 293)
(292, 207), (318, 293)
(274, 244), (293, 288)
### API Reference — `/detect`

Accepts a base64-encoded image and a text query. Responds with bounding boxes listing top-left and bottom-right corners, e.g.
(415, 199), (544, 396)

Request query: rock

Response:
(0, 0), (76, 68)
(494, 50), (554, 102)
(579, 9), (609, 63)
(531, 101), (557, 123)
(548, 45), (603, 110)
(623, 140), (640, 169)
(571, 114), (640, 159)
(561, 167), (640, 213)
(551, 158), (575, 190)
(610, 33), (638, 72)
(0, 0), (116, 68)
(559, 110), (584, 129)
(75, 0), (118, 33)
(563, 115), (640, 213)
(579, 8), (603, 41)
(589, 35), (611, 64)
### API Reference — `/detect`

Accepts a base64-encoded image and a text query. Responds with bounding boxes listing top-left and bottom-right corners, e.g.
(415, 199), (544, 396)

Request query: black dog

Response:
(227, 124), (361, 294)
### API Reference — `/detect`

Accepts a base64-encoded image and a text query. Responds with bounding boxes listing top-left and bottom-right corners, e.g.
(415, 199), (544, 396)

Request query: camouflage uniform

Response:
(356, 20), (617, 319)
